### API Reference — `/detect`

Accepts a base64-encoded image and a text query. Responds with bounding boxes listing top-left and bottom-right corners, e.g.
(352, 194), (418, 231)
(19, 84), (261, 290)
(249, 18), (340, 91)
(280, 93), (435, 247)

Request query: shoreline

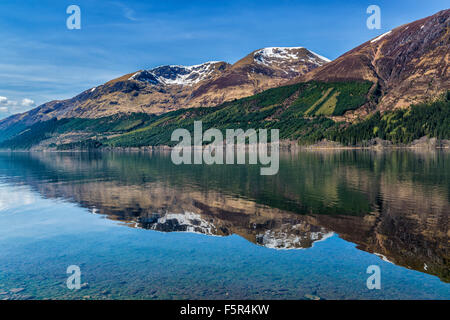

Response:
(1, 138), (449, 153)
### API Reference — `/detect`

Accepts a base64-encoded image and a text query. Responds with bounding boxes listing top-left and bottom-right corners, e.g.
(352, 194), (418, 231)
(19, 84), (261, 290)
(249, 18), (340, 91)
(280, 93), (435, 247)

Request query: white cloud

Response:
(21, 98), (35, 107)
(0, 96), (35, 116)
(0, 96), (16, 106)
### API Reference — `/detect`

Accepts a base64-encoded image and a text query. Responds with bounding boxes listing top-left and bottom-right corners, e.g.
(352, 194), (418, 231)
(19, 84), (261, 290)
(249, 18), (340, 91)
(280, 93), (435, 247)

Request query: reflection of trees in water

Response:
(0, 150), (448, 282)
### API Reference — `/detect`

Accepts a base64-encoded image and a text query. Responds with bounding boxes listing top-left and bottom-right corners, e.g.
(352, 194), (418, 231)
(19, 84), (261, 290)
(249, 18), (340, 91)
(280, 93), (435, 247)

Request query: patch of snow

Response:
(150, 211), (218, 235)
(132, 61), (222, 86)
(257, 227), (334, 250)
(253, 47), (330, 67)
(128, 72), (141, 80)
(370, 30), (392, 43)
(311, 232), (334, 244)
(90, 87), (96, 93)
(256, 47), (304, 60)
(308, 50), (331, 63)
(420, 25), (425, 30)
(374, 252), (393, 264)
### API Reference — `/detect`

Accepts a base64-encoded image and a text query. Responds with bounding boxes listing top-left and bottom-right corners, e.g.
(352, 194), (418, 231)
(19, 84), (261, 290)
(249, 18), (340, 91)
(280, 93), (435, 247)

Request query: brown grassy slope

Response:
(295, 9), (450, 115)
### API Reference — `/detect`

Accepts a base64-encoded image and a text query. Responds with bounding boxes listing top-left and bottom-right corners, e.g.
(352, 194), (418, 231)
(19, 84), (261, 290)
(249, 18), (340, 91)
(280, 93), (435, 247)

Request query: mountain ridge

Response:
(295, 9), (450, 120)
(0, 46), (329, 130)
(0, 10), (449, 150)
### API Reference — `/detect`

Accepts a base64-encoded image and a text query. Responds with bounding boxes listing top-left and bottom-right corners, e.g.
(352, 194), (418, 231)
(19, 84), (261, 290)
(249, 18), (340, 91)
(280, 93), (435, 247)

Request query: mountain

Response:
(0, 10), (449, 150)
(298, 9), (450, 119)
(0, 47), (329, 130)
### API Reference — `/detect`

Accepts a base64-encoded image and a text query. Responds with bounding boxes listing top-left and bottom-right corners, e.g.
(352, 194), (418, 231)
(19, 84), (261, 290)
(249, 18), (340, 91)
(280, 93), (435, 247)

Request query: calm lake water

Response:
(0, 150), (448, 300)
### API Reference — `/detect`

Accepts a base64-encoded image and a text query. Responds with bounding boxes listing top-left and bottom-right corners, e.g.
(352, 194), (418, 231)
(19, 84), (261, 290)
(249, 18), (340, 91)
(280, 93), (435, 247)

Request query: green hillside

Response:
(0, 81), (448, 150)
(95, 81), (374, 148)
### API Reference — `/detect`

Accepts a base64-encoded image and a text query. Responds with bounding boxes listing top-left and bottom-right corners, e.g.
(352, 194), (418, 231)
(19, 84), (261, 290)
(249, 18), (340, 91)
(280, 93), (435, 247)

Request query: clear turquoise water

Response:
(0, 151), (448, 300)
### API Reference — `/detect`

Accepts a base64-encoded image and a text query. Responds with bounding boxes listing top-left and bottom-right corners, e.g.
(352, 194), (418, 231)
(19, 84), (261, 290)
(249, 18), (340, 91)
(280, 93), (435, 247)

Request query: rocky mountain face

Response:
(0, 47), (329, 130)
(299, 9), (450, 117)
(191, 47), (330, 103)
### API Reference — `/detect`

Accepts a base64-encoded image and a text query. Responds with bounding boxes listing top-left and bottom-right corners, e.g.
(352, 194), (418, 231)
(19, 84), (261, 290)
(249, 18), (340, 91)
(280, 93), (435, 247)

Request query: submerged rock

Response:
(304, 294), (321, 300)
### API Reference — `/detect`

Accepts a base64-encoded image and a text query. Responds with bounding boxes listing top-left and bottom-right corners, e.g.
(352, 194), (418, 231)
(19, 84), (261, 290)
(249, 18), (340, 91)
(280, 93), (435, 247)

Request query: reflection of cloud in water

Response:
(0, 184), (38, 211)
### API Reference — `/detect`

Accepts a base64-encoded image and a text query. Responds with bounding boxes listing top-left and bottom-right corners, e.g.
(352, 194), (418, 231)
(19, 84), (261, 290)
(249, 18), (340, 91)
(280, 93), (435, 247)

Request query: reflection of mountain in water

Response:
(136, 209), (334, 250)
(0, 151), (448, 282)
(144, 212), (218, 235)
(142, 210), (335, 250)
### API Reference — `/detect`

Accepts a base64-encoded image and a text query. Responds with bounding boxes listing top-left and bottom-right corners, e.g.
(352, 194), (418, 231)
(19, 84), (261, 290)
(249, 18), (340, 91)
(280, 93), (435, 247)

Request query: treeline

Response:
(106, 81), (372, 147)
(0, 82), (448, 149)
(0, 118), (68, 149)
(326, 95), (450, 145)
(0, 113), (153, 150)
(55, 139), (103, 150)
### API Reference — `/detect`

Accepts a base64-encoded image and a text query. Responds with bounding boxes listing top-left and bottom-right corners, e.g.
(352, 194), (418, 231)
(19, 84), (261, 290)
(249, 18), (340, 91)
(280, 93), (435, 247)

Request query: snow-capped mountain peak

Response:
(130, 61), (228, 86)
(128, 48), (330, 87)
(253, 46), (330, 67)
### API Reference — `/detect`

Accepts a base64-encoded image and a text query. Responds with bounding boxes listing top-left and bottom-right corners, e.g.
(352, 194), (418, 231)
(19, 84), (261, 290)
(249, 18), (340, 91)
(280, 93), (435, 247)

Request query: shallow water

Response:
(0, 150), (448, 300)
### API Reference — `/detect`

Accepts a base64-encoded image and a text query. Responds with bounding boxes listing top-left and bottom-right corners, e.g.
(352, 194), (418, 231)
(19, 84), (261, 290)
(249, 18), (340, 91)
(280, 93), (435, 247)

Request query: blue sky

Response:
(0, 0), (448, 119)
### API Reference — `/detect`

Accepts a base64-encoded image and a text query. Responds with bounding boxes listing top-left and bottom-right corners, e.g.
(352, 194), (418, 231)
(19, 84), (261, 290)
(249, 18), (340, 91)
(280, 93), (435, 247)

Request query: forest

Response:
(0, 81), (448, 150)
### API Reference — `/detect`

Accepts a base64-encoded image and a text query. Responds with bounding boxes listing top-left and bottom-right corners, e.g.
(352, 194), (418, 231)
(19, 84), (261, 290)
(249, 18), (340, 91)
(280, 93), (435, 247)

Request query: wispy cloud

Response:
(112, 2), (139, 21)
(0, 61), (122, 110)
